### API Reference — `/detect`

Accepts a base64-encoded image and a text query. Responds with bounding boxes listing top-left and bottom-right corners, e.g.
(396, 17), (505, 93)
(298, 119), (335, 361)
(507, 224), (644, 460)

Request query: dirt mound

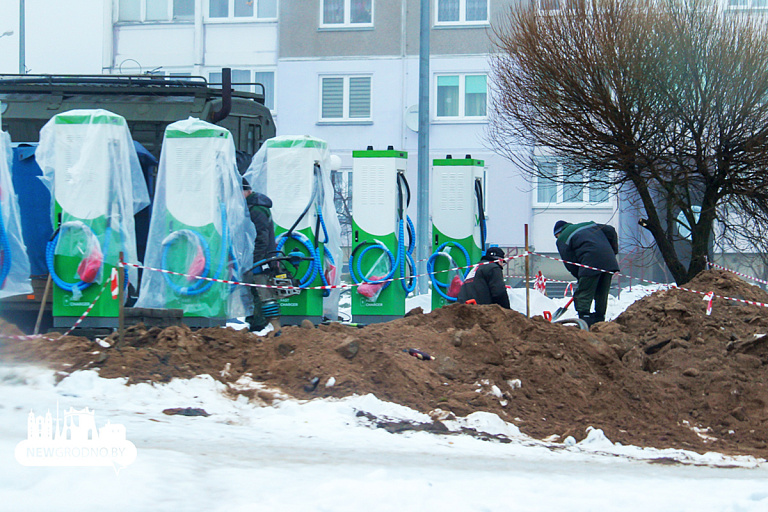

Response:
(3, 269), (768, 459)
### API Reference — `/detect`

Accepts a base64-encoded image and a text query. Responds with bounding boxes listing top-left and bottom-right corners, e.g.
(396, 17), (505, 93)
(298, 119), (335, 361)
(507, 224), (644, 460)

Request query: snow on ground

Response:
(4, 285), (768, 512)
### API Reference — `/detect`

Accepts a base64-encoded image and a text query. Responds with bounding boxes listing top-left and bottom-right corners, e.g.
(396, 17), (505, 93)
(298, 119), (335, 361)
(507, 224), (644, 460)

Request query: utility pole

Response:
(19, 0), (25, 74)
(416, 0), (430, 294)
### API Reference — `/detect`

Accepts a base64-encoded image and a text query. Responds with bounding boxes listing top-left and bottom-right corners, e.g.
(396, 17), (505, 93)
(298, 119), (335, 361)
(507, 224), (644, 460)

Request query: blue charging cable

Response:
(46, 220), (110, 294)
(161, 204), (230, 296)
(427, 241), (471, 301)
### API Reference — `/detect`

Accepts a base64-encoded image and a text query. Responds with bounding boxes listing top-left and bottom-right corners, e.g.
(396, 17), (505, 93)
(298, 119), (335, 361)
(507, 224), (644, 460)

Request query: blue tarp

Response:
(10, 141), (157, 276)
(11, 144), (50, 276)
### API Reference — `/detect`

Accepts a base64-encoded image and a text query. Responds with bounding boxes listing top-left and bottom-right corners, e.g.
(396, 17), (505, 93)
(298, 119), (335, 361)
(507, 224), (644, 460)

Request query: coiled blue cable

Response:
(161, 204), (229, 296)
(427, 241), (471, 301)
(275, 229), (335, 297)
(399, 217), (416, 293)
(348, 215), (415, 294)
(349, 240), (396, 291)
(46, 220), (110, 294)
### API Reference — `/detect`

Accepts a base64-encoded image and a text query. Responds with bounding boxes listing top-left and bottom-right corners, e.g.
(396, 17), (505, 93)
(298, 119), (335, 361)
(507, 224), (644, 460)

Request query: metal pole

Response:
(525, 224), (530, 318)
(18, 0), (25, 74)
(416, 0), (430, 294)
(118, 252), (125, 348)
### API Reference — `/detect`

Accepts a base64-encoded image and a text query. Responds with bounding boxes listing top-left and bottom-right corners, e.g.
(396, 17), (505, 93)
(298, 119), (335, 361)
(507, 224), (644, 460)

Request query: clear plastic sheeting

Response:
(243, 135), (343, 320)
(136, 118), (255, 318)
(36, 109), (150, 298)
(0, 130), (32, 298)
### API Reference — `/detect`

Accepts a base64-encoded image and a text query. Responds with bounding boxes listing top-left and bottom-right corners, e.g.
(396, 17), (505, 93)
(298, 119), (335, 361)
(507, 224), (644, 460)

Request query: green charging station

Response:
(261, 136), (339, 326)
(349, 147), (415, 323)
(37, 110), (149, 328)
(135, 118), (253, 327)
(429, 155), (486, 310)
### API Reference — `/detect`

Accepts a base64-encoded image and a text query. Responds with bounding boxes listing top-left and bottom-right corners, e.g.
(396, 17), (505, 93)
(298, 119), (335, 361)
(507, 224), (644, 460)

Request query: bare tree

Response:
(489, 0), (768, 285)
(331, 171), (353, 246)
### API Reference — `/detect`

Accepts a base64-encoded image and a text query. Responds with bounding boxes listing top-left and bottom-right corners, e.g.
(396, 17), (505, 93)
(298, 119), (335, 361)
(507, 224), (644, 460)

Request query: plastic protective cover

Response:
(243, 135), (343, 321)
(36, 109), (150, 297)
(135, 117), (255, 317)
(0, 130), (32, 298)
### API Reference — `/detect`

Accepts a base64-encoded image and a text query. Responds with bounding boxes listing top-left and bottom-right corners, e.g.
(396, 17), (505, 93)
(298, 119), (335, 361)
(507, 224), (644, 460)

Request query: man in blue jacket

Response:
(554, 220), (619, 327)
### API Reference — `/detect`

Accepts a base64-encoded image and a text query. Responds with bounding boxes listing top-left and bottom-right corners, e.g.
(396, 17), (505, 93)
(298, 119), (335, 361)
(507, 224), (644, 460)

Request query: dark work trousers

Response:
(245, 270), (276, 330)
(574, 272), (614, 319)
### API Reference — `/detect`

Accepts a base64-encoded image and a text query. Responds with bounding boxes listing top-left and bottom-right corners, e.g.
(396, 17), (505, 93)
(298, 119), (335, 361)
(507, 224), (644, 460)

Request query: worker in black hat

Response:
(553, 220), (619, 327)
(457, 246), (510, 308)
(239, 151), (282, 335)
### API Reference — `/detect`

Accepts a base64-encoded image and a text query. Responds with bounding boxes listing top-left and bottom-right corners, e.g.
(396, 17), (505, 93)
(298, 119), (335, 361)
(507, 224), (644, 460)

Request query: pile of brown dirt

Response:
(3, 268), (768, 459)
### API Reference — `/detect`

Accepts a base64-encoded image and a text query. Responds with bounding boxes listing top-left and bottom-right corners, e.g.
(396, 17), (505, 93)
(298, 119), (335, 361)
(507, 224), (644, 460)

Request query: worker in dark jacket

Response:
(238, 150), (281, 335)
(244, 186), (281, 334)
(457, 246), (510, 308)
(554, 220), (619, 327)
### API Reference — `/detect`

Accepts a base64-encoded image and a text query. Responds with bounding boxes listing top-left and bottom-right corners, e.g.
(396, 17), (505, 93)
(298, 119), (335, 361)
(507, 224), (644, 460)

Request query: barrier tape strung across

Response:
(533, 252), (768, 310)
(706, 261), (768, 288)
(7, 253), (762, 343)
(506, 274), (575, 285)
(121, 261), (353, 291)
(0, 279), (111, 342)
(121, 253), (531, 293)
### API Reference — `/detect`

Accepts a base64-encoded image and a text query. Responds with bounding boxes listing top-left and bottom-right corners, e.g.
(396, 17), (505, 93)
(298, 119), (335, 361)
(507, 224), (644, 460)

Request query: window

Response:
(536, 0), (586, 13)
(535, 158), (611, 205)
(209, 69), (252, 92)
(331, 169), (353, 244)
(320, 76), (371, 122)
(254, 71), (275, 110)
(207, 70), (275, 109)
(208, 0), (277, 19)
(118, 0), (194, 22)
(728, 0), (768, 8)
(321, 0), (373, 27)
(435, 74), (487, 119)
(436, 0), (488, 24)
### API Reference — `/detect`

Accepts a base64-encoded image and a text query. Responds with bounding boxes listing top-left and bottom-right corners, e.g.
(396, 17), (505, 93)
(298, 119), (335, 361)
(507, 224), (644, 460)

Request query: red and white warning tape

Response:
(8, 252), (765, 344)
(121, 253), (530, 293)
(120, 261), (354, 291)
(533, 251), (768, 312)
(0, 278), (111, 342)
(706, 261), (768, 288)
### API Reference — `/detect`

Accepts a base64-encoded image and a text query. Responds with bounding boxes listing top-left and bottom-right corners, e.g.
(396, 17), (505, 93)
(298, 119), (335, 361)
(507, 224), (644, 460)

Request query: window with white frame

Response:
(727, 0), (768, 9)
(535, 0), (586, 13)
(207, 70), (275, 109)
(331, 168), (353, 244)
(535, 158), (611, 205)
(208, 0), (277, 19)
(118, 0), (195, 21)
(436, 0), (488, 24)
(321, 0), (373, 27)
(209, 69), (251, 92)
(254, 71), (275, 110)
(435, 73), (487, 119)
(320, 75), (372, 122)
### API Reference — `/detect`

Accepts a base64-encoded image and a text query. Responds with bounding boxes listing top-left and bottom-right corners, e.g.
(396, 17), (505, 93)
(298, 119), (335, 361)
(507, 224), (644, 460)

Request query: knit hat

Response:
(553, 220), (568, 236)
(485, 247), (505, 260)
